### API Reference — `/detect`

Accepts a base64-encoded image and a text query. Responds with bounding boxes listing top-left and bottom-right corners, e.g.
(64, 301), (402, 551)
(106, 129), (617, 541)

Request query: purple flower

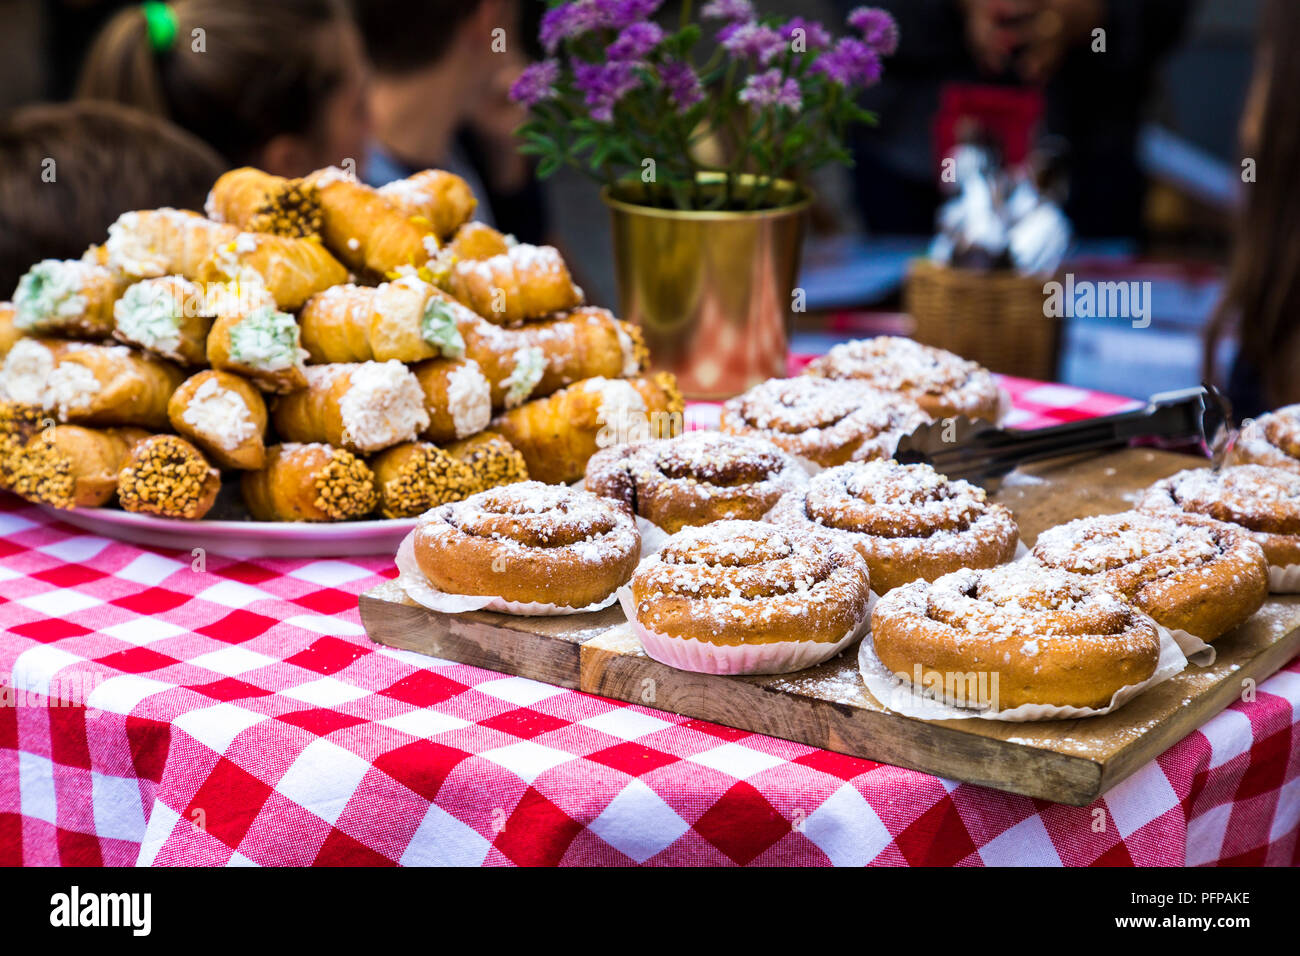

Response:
(780, 17), (831, 52)
(738, 68), (802, 110)
(847, 6), (899, 56)
(608, 22), (664, 61)
(812, 36), (882, 86)
(721, 21), (786, 65)
(539, 2), (601, 54)
(509, 60), (560, 107)
(659, 60), (703, 113)
(701, 0), (754, 20)
(574, 60), (643, 122)
(598, 0), (663, 27)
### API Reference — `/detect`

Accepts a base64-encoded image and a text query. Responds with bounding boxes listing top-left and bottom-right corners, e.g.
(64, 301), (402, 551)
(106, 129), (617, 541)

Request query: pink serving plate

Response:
(39, 505), (416, 559)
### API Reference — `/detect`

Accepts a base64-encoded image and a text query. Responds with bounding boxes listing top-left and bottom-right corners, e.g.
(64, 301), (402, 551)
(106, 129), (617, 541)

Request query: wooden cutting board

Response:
(359, 448), (1300, 805)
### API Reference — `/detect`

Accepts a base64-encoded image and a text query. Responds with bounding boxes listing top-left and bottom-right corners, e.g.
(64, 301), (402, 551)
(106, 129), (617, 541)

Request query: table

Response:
(2, 376), (1297, 866)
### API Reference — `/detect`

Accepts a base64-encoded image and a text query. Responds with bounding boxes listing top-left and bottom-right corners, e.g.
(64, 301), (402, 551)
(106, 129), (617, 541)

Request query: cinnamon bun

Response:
(1138, 464), (1300, 589)
(1227, 405), (1300, 474)
(804, 336), (1003, 422)
(626, 520), (872, 674)
(719, 377), (929, 469)
(871, 564), (1162, 710)
(767, 459), (1019, 592)
(1030, 510), (1267, 641)
(584, 431), (806, 532)
(414, 481), (640, 609)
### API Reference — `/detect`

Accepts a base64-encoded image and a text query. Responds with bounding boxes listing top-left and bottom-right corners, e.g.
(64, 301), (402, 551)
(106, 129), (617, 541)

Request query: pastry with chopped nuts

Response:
(11, 424), (149, 508)
(0, 401), (46, 491)
(241, 443), (377, 521)
(205, 167), (323, 238)
(370, 441), (478, 518)
(444, 432), (528, 493)
(117, 434), (222, 520)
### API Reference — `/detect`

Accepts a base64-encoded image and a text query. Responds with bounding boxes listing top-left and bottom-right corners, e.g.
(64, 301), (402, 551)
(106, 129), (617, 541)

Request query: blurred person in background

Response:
(75, 0), (369, 178)
(1206, 0), (1300, 419)
(834, 0), (1192, 237)
(353, 0), (549, 245)
(0, 100), (225, 296)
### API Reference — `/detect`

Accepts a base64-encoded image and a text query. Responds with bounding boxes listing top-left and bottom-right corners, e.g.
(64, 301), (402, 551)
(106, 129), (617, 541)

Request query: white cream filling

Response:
(13, 260), (95, 329)
(0, 338), (56, 405)
(113, 279), (189, 356)
(338, 360), (430, 452)
(46, 362), (102, 420)
(445, 360), (492, 438)
(181, 377), (258, 451)
(501, 346), (546, 408)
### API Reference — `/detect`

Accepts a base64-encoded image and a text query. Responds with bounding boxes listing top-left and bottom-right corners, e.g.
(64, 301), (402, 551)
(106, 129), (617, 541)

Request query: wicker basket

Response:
(904, 259), (1060, 380)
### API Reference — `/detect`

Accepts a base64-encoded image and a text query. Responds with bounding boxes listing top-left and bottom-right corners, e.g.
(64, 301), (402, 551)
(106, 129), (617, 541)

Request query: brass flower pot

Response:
(602, 174), (812, 400)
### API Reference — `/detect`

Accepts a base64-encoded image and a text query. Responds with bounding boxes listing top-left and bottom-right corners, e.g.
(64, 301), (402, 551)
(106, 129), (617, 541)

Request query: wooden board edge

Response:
(579, 641), (1105, 805)
(359, 588), (584, 689)
(1099, 626), (1300, 794)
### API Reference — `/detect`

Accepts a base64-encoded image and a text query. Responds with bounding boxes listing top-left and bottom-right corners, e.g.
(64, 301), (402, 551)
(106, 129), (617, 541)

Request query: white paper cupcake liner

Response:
(857, 613), (1188, 721)
(394, 531), (619, 616)
(1269, 563), (1300, 593)
(617, 586), (876, 675)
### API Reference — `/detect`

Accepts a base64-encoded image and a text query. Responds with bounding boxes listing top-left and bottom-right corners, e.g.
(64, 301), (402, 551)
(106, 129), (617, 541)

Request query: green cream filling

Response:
(502, 346), (545, 407)
(115, 281), (184, 354)
(13, 260), (85, 329)
(420, 297), (466, 359)
(228, 306), (301, 371)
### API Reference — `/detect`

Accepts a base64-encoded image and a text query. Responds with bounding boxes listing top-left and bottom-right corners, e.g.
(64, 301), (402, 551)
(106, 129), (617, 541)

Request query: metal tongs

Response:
(894, 385), (1235, 488)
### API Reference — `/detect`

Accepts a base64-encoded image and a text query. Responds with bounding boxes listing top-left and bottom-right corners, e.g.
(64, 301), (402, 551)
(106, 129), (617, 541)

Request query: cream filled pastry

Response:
(271, 360), (430, 454)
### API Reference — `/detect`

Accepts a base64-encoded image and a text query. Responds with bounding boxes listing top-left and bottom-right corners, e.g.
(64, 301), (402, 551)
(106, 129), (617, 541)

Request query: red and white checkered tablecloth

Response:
(2, 376), (1298, 867)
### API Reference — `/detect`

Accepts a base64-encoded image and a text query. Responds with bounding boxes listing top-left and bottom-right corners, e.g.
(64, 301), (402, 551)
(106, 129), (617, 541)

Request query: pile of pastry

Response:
(402, 338), (1300, 718)
(0, 165), (681, 521)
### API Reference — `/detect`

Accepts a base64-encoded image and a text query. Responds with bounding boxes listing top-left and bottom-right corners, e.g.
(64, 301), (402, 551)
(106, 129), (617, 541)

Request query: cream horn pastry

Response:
(112, 276), (213, 365)
(11, 424), (149, 508)
(117, 434), (221, 520)
(376, 169), (477, 240)
(410, 357), (492, 444)
(205, 287), (309, 393)
(12, 259), (120, 338)
(442, 221), (511, 261)
(0, 339), (183, 429)
(105, 208), (239, 281)
(167, 370), (268, 470)
(444, 432), (529, 493)
(241, 442), (377, 521)
(200, 231), (347, 310)
(446, 243), (582, 323)
(305, 166), (437, 276)
(271, 361), (430, 454)
(490, 372), (685, 485)
(463, 307), (647, 410)
(370, 441), (478, 518)
(0, 303), (22, 358)
(205, 167), (323, 238)
(298, 276), (470, 364)
(0, 401), (46, 491)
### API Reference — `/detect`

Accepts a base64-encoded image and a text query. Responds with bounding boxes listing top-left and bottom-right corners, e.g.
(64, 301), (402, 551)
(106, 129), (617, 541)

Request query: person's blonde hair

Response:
(76, 0), (350, 168)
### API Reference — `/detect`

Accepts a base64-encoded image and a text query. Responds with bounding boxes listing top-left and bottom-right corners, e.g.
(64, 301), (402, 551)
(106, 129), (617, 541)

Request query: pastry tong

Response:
(893, 384), (1235, 488)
